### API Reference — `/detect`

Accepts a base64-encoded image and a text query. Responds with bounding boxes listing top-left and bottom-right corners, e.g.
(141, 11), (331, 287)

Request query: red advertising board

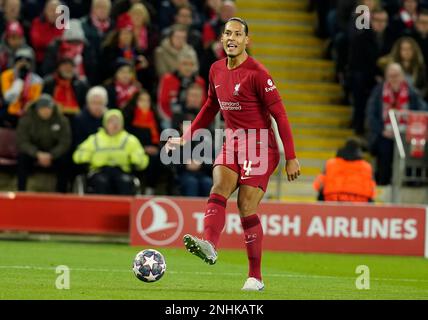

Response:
(131, 197), (428, 257)
(0, 192), (131, 235)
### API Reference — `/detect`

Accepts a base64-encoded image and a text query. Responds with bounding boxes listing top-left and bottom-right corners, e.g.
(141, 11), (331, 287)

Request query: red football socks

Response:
(241, 214), (263, 281)
(203, 193), (227, 248)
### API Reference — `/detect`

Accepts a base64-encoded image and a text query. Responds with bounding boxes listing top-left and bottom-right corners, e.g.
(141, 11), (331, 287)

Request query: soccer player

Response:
(166, 17), (300, 291)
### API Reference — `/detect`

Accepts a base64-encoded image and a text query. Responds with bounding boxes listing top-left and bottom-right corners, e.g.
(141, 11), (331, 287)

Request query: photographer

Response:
(0, 47), (42, 128)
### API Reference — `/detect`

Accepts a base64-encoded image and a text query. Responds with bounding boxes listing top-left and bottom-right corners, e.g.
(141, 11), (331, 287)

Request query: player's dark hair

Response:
(225, 17), (249, 35)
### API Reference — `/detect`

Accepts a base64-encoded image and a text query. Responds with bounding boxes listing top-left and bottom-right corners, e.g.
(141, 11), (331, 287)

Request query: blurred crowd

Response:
(0, 0), (238, 196)
(314, 0), (428, 185)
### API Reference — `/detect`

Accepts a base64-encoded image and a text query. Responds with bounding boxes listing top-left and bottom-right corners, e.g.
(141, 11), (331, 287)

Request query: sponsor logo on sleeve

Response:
(265, 79), (277, 92)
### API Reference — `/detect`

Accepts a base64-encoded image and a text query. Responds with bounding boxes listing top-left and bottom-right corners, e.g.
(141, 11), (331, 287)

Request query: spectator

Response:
(390, 0), (419, 39)
(30, 0), (64, 68)
(72, 86), (108, 147)
(16, 94), (71, 192)
(128, 3), (157, 52)
(171, 82), (206, 130)
(63, 0), (92, 19)
(80, 0), (115, 81)
(173, 84), (212, 197)
(378, 36), (427, 97)
(348, 8), (394, 134)
(111, 0), (157, 22)
(122, 89), (161, 194)
(154, 24), (198, 77)
(0, 47), (42, 128)
(367, 63), (427, 185)
(162, 4), (203, 59)
(20, 0), (45, 25)
(73, 109), (149, 195)
(200, 0), (236, 80)
(410, 9), (428, 76)
(42, 19), (97, 84)
(0, 21), (32, 72)
(0, 0), (22, 35)
(202, 0), (236, 54)
(313, 138), (376, 202)
(158, 0), (201, 31)
(127, 2), (158, 91)
(104, 58), (141, 109)
(157, 50), (205, 128)
(201, 0), (222, 23)
(42, 57), (89, 118)
(331, 0), (380, 90)
(100, 14), (150, 86)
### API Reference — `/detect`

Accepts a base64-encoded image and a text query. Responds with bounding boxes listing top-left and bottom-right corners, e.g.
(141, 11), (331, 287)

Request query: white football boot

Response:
(241, 277), (265, 291)
(183, 234), (218, 265)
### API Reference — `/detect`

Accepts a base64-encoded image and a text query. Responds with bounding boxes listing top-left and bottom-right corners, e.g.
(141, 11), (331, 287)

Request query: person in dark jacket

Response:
(16, 94), (72, 192)
(410, 9), (428, 85)
(367, 62), (427, 185)
(42, 57), (89, 119)
(348, 8), (395, 135)
(72, 86), (108, 148)
(173, 83), (213, 197)
(80, 0), (115, 84)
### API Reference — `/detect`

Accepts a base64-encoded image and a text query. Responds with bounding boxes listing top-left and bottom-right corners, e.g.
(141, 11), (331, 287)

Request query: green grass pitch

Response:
(0, 240), (427, 300)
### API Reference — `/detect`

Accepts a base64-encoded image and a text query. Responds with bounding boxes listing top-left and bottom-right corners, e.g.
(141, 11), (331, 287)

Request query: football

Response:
(132, 249), (166, 283)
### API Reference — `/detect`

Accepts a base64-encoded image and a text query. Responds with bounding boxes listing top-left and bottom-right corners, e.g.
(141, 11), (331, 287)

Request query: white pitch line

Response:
(0, 265), (427, 284)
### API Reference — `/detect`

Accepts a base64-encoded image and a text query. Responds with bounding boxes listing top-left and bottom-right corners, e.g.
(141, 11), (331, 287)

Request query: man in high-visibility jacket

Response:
(73, 109), (149, 195)
(313, 138), (376, 202)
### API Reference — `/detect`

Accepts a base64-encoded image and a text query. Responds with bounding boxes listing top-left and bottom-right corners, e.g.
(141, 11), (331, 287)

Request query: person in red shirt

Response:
(166, 17), (301, 291)
(30, 0), (64, 67)
(157, 50), (205, 129)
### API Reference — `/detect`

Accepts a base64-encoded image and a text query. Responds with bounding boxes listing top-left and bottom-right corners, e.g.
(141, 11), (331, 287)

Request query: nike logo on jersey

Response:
(215, 85), (221, 88)
(241, 176), (252, 180)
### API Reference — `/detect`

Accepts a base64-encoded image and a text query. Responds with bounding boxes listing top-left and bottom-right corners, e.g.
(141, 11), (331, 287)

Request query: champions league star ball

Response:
(132, 249), (166, 283)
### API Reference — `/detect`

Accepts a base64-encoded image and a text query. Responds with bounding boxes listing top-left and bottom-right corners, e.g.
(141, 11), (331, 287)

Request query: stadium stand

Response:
(0, 0), (427, 204)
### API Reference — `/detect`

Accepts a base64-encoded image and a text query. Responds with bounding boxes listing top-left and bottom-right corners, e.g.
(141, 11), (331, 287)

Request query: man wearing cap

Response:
(16, 93), (71, 192)
(73, 109), (148, 195)
(42, 19), (97, 84)
(0, 21), (32, 72)
(0, 47), (42, 127)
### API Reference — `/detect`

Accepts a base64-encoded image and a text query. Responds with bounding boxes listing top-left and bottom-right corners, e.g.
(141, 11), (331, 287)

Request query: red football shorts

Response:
(213, 129), (280, 192)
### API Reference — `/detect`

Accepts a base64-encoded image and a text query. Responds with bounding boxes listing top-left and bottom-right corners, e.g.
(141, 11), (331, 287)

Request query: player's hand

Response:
(165, 137), (185, 152)
(286, 158), (300, 181)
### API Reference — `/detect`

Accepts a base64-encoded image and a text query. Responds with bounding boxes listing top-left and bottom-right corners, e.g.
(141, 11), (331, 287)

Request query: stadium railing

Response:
(390, 110), (428, 203)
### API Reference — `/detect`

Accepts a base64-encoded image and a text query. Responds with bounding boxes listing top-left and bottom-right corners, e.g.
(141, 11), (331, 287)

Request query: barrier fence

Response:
(0, 193), (427, 257)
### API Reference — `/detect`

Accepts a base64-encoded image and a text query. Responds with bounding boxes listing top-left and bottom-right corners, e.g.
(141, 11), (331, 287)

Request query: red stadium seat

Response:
(0, 127), (18, 166)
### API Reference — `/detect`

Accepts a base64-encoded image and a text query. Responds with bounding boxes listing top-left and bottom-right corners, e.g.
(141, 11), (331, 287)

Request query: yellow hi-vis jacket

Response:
(73, 128), (149, 173)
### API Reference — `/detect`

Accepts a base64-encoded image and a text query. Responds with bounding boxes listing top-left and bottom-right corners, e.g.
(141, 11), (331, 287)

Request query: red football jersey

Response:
(208, 56), (282, 130)
(184, 56), (296, 160)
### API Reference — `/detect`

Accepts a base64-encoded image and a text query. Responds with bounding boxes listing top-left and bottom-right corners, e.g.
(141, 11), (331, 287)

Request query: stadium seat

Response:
(0, 127), (18, 166)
